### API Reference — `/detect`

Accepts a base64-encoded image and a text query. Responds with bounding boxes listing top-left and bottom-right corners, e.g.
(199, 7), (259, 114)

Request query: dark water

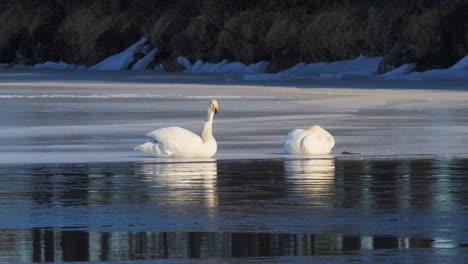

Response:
(1, 158), (468, 263)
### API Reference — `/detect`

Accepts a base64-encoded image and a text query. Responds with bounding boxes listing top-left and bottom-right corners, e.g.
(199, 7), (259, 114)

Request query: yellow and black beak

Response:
(212, 104), (219, 114)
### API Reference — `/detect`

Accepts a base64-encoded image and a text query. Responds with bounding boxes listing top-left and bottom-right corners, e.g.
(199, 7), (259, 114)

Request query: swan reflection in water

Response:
(136, 160), (218, 208)
(284, 158), (335, 207)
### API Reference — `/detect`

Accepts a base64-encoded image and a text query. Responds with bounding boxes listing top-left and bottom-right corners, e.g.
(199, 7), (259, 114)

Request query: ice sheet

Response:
(1, 70), (468, 164)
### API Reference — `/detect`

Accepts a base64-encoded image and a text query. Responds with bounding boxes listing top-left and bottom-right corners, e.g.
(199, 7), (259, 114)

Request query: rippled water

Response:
(1, 158), (468, 263)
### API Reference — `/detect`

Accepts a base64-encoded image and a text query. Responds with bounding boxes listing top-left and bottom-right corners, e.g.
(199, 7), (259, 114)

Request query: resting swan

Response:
(134, 99), (218, 158)
(283, 125), (335, 155)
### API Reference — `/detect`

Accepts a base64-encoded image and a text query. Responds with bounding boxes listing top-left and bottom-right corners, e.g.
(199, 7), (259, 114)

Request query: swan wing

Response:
(301, 126), (335, 154)
(146, 127), (203, 156)
(284, 129), (308, 154)
(284, 126), (335, 155)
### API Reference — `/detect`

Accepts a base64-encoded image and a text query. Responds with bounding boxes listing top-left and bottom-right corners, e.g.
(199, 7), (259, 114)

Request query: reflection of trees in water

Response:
(446, 159), (468, 207)
(215, 160), (287, 204)
(335, 159), (363, 208)
(408, 159), (436, 209)
(335, 159), (408, 210)
(368, 160), (401, 209)
(283, 159), (335, 207)
(334, 158), (467, 213)
(28, 165), (91, 207)
(16, 229), (440, 262)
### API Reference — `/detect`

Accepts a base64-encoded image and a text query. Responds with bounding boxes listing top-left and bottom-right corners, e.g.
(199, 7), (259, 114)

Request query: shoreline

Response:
(2, 153), (468, 166)
(1, 68), (468, 89)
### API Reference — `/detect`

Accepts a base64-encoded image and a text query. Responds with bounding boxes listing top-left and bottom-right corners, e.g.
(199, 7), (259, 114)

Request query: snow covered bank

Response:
(244, 55), (468, 82)
(26, 38), (269, 74)
(131, 48), (158, 71)
(450, 55), (468, 70)
(11, 36), (468, 83)
(88, 37), (148, 71)
(27, 38), (267, 74)
(376, 55), (468, 81)
(173, 57), (269, 74)
(245, 56), (381, 81)
(34, 61), (85, 71)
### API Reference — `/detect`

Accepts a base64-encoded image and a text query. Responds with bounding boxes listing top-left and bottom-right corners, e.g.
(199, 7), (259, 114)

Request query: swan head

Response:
(210, 99), (218, 114)
(306, 125), (321, 131)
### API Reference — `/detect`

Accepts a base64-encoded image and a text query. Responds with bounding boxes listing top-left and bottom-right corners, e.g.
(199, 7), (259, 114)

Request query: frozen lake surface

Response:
(1, 70), (468, 263)
(1, 70), (468, 163)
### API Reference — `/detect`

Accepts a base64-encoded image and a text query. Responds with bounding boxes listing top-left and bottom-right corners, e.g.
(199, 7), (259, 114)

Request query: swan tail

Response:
(134, 141), (172, 157)
(134, 142), (154, 154)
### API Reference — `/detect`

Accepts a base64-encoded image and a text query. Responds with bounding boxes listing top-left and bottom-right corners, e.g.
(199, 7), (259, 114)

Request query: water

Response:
(1, 158), (468, 263)
(2, 71), (468, 263)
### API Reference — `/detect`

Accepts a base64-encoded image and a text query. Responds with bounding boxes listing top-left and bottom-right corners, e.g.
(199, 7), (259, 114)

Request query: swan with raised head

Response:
(283, 125), (335, 155)
(134, 99), (218, 158)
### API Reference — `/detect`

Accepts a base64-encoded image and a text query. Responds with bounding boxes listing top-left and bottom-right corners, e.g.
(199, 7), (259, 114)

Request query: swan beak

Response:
(212, 104), (219, 114)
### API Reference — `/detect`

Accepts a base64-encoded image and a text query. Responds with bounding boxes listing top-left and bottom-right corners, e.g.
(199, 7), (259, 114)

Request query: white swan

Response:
(134, 99), (218, 158)
(283, 125), (335, 155)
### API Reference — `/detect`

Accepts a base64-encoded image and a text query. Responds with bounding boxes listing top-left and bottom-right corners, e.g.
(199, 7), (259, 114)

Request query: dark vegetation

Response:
(0, 0), (467, 72)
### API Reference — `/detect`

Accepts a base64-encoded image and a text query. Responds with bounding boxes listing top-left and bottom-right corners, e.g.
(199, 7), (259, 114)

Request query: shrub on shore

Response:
(0, 0), (466, 71)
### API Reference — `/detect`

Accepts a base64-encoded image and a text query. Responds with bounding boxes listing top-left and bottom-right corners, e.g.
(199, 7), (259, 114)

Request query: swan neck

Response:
(202, 110), (215, 142)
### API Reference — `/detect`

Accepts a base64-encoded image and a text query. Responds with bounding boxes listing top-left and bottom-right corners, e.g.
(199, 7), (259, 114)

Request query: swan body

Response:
(134, 100), (218, 158)
(284, 125), (335, 155)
